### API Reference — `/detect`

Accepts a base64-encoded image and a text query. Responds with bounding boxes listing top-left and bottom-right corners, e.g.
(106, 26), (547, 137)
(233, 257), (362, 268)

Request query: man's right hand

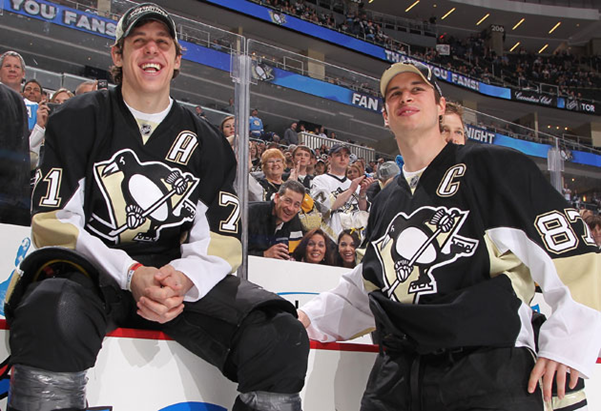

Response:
(350, 175), (366, 192)
(264, 243), (290, 260)
(130, 265), (185, 324)
(36, 102), (49, 128)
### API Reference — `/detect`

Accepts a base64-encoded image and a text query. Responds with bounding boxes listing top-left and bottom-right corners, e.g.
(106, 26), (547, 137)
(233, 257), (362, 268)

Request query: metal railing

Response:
(298, 132), (376, 162)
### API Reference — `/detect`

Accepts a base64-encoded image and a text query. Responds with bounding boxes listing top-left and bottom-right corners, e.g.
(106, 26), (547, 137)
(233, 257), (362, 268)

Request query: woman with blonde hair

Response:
(220, 115), (236, 146)
(257, 148), (287, 201)
(49, 88), (74, 104)
(346, 162), (364, 180)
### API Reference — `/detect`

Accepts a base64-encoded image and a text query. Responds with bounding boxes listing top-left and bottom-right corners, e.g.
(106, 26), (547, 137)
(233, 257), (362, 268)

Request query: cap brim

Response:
(115, 4), (178, 45)
(380, 63), (432, 97)
(330, 146), (351, 155)
(123, 13), (176, 39)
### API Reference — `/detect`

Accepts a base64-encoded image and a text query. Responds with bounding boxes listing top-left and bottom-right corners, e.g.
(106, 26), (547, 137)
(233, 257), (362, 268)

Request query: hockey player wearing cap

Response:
(5, 3), (308, 411)
(299, 61), (601, 410)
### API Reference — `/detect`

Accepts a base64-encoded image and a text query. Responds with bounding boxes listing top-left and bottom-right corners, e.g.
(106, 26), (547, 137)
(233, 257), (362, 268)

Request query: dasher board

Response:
(0, 223), (598, 410)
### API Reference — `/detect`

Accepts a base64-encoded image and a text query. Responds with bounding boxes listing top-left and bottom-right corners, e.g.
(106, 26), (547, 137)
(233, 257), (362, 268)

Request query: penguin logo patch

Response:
(372, 206), (478, 304)
(88, 149), (199, 243)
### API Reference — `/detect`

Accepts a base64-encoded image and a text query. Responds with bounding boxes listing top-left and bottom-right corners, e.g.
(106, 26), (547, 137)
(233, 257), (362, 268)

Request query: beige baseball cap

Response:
(380, 61), (443, 98)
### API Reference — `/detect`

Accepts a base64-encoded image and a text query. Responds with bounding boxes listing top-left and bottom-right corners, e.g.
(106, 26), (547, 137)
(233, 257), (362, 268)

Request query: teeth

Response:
(141, 63), (161, 72)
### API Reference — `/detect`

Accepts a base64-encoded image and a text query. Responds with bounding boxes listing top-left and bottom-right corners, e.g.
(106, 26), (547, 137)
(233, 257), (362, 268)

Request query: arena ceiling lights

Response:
(476, 13), (490, 26)
(441, 7), (456, 20)
(512, 18), (525, 31)
(405, 0), (420, 13)
(548, 22), (562, 34)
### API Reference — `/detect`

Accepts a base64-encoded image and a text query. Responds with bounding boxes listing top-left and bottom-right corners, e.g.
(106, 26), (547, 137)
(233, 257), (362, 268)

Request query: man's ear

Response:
(382, 108), (389, 128)
(111, 46), (122, 67)
(174, 54), (182, 71)
(437, 97), (446, 119)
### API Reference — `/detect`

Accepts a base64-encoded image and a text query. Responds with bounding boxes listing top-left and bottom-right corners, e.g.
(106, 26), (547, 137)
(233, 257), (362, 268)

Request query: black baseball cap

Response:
(329, 144), (351, 155)
(114, 3), (179, 45)
(380, 62), (443, 99)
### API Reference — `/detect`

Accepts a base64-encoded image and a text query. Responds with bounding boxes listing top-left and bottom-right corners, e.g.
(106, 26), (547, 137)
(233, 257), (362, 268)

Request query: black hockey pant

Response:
(8, 274), (309, 410)
(361, 346), (545, 411)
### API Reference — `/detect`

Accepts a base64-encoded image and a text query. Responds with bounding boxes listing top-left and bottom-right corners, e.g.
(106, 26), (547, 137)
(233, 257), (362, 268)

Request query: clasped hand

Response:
(130, 264), (193, 324)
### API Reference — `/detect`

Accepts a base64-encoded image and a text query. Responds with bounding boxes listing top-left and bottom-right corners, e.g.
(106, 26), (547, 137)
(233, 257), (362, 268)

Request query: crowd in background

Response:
(3, 0), (601, 266)
(254, 0), (601, 104)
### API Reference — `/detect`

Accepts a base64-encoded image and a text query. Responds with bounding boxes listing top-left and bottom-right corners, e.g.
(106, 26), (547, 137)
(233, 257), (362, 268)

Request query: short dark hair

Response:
(278, 179), (306, 197)
(22, 79), (42, 93)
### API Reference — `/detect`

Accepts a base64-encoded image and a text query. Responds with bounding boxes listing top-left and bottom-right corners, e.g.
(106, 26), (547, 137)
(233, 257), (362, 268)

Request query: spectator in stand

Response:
(222, 97), (234, 113)
(562, 183), (573, 202)
(195, 105), (207, 119)
(26, 91), (49, 169)
(317, 125), (327, 138)
(0, 53), (48, 168)
(249, 141), (261, 172)
(366, 160), (376, 174)
(346, 162), (364, 181)
(249, 108), (264, 138)
(584, 214), (601, 247)
(21, 79), (44, 103)
(314, 158), (326, 176)
(284, 121), (299, 145)
(256, 140), (266, 158)
(248, 180), (306, 259)
(329, 131), (337, 140)
(257, 148), (287, 201)
(311, 144), (373, 242)
(220, 115), (235, 146)
(74, 80), (97, 95)
(0, 83), (30, 226)
(0, 51), (26, 93)
(335, 229), (360, 269)
(49, 88), (74, 104)
(289, 145), (314, 191)
(441, 101), (466, 145)
(292, 228), (335, 265)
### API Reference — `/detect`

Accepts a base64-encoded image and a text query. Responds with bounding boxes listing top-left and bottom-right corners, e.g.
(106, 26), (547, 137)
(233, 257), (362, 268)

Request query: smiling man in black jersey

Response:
(5, 4), (308, 411)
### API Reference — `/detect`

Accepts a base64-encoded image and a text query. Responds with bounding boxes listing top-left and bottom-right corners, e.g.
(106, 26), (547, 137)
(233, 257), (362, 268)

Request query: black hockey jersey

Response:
(362, 143), (601, 372)
(31, 87), (241, 301)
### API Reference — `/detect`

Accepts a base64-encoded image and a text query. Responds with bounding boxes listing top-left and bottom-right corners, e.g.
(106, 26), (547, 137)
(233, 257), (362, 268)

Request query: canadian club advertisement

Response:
(511, 90), (556, 107)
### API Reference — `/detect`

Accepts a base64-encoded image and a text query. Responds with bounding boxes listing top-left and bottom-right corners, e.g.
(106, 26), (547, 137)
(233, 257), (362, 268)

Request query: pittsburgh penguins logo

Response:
(268, 10), (287, 25)
(372, 206), (478, 303)
(88, 149), (199, 243)
(251, 63), (275, 82)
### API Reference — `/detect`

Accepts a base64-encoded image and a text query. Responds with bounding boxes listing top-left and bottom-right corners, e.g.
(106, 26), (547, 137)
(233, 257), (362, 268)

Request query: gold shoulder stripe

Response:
(554, 253), (601, 311)
(484, 234), (535, 305)
(31, 211), (78, 249)
(207, 232), (242, 273)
